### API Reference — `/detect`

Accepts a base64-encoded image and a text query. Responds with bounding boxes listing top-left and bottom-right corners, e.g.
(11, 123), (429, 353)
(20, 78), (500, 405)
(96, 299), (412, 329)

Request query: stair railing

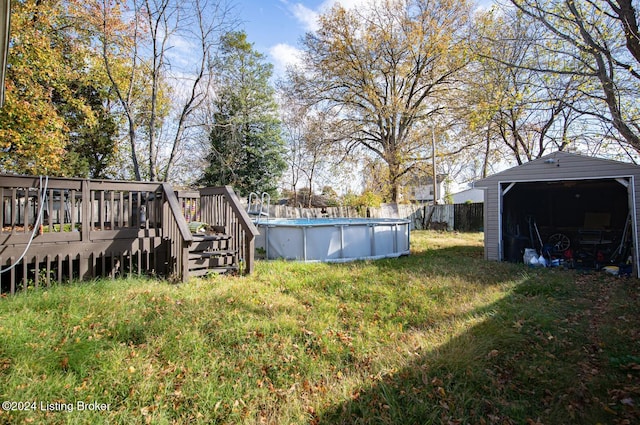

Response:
(161, 183), (193, 281)
(247, 191), (270, 224)
(248, 192), (258, 215)
(198, 186), (259, 274)
(260, 192), (271, 222)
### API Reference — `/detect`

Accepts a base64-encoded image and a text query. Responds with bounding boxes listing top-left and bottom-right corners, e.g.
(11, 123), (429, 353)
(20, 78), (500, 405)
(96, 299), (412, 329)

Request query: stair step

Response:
(189, 266), (238, 277)
(192, 233), (232, 241)
(188, 250), (236, 260)
(190, 238), (231, 252)
(189, 254), (237, 268)
(187, 232), (238, 273)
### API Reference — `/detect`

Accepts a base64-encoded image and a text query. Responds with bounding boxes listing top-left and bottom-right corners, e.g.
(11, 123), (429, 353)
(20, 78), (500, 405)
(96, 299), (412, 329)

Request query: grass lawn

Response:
(1, 231), (640, 424)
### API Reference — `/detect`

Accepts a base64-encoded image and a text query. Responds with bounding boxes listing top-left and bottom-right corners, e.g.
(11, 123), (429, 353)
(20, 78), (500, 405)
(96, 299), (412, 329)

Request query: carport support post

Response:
(498, 182), (517, 261)
(615, 177), (640, 278)
(623, 177), (640, 278)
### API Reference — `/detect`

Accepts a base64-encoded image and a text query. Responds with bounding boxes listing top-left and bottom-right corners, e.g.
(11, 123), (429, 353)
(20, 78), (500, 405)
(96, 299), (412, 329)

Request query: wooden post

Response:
(81, 180), (90, 241)
(244, 233), (254, 275)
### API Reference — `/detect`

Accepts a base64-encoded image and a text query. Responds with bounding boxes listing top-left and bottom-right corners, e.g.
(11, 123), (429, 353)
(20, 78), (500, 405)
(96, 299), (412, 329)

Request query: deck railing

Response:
(162, 183), (193, 281)
(0, 175), (193, 294)
(177, 186), (258, 274)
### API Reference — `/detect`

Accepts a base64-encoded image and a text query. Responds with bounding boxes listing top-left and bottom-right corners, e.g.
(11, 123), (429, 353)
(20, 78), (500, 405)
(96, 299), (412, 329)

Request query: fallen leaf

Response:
(621, 397), (634, 406)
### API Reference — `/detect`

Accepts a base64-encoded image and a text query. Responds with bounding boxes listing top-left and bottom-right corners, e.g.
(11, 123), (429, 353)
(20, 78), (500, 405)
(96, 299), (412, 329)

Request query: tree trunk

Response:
(129, 118), (142, 181)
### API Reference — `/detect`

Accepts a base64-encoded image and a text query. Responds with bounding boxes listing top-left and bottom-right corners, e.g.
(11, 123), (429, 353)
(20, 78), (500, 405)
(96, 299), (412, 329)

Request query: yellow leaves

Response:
(0, 92), (68, 174)
(0, 0), (115, 177)
(513, 319), (525, 331)
(487, 349), (500, 359)
(75, 378), (90, 392)
(296, 0), (475, 201)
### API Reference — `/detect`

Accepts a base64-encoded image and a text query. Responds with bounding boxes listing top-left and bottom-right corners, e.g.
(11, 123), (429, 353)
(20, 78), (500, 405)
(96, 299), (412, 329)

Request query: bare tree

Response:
(286, 0), (473, 202)
(91, 0), (144, 180)
(467, 6), (597, 167)
(279, 98), (343, 207)
(507, 0), (640, 153)
(279, 101), (306, 205)
(91, 0), (234, 181)
(160, 0), (236, 181)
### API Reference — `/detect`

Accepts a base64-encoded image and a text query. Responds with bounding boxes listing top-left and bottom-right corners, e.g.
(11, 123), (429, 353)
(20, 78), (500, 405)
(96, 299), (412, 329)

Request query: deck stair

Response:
(187, 232), (239, 276)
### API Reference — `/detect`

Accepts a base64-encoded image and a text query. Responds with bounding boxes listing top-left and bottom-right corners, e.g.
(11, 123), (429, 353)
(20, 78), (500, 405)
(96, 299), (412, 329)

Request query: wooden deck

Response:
(0, 175), (258, 294)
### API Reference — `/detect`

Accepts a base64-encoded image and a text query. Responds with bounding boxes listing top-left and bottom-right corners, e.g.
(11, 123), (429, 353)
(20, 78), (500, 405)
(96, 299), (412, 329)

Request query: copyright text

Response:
(1, 401), (110, 412)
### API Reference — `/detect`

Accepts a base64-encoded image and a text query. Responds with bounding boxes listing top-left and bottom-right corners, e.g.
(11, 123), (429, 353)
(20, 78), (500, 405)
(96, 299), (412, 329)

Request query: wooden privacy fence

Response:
(453, 203), (484, 232)
(259, 202), (483, 231)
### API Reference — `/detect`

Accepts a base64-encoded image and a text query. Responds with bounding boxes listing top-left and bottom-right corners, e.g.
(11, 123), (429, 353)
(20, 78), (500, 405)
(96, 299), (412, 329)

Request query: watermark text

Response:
(1, 400), (110, 412)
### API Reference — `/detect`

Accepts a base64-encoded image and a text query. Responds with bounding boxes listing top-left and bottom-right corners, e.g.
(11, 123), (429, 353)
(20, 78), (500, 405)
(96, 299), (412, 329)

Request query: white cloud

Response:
(285, 0), (380, 32)
(270, 43), (303, 76)
(166, 34), (199, 71)
(325, 0), (378, 10)
(290, 3), (321, 32)
(268, 0), (379, 77)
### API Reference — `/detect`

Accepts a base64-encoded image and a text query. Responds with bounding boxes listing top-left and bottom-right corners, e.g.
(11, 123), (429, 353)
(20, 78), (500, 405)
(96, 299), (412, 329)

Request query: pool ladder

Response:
(247, 192), (270, 224)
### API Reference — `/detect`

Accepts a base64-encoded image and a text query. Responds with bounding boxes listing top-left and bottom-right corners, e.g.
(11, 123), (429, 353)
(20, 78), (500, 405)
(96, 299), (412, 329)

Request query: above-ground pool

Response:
(255, 218), (411, 262)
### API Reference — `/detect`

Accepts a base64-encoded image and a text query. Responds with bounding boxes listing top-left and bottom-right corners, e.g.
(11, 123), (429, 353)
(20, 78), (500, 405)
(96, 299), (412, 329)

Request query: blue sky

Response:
(236, 0), (324, 76)
(237, 0), (321, 50)
(236, 0), (495, 77)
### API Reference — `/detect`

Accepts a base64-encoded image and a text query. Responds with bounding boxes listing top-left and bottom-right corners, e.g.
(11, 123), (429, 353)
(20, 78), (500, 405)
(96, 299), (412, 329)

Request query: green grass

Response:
(1, 231), (639, 424)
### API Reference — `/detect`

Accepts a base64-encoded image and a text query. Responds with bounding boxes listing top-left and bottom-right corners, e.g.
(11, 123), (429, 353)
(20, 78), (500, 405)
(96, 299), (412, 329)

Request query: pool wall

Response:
(255, 218), (410, 262)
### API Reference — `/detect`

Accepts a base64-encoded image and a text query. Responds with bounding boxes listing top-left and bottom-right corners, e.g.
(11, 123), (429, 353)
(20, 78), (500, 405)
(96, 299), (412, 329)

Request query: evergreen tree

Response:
(200, 31), (286, 196)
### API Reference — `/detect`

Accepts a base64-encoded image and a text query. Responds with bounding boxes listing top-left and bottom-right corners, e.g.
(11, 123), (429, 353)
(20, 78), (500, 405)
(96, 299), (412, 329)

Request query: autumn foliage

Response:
(0, 0), (115, 177)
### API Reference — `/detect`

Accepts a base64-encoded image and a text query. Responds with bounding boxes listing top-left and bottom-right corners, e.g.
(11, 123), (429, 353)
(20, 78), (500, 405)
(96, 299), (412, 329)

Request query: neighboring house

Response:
(451, 188), (484, 204)
(407, 174), (447, 204)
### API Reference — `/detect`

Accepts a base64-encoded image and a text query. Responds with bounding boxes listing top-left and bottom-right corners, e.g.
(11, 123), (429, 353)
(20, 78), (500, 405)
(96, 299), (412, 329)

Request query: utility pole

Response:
(432, 126), (437, 205)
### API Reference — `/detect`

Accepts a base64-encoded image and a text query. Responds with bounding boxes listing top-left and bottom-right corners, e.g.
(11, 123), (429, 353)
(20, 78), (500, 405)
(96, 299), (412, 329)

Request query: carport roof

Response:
(473, 151), (640, 188)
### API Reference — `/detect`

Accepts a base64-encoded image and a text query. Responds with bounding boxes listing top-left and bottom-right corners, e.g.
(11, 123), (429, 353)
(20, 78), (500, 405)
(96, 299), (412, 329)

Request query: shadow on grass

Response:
(315, 251), (640, 424)
(5, 236), (640, 424)
(320, 239), (526, 291)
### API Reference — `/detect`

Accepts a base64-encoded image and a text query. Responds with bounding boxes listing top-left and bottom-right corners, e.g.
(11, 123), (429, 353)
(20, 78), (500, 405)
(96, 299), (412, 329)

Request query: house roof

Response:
(407, 173), (448, 185)
(473, 151), (640, 188)
(451, 188), (484, 203)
